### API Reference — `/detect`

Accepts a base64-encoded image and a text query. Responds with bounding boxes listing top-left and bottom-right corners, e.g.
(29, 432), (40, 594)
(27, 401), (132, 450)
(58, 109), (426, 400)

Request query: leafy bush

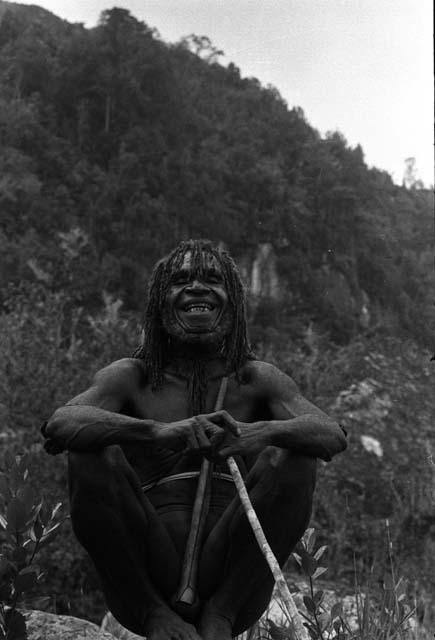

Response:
(245, 527), (419, 640)
(0, 454), (64, 640)
(0, 284), (138, 622)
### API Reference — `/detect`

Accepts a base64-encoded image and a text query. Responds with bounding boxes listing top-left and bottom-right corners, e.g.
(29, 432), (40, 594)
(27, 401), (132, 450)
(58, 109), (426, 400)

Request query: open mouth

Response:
(182, 302), (215, 313)
(175, 298), (222, 332)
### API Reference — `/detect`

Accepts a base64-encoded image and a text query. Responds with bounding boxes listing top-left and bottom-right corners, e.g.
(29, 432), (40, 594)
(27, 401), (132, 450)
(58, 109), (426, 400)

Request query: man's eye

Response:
(206, 273), (223, 283)
(171, 274), (190, 285)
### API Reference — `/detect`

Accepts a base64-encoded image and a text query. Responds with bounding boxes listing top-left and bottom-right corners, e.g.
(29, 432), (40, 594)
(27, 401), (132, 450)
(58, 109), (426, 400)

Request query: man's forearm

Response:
(270, 414), (347, 461)
(44, 405), (159, 452)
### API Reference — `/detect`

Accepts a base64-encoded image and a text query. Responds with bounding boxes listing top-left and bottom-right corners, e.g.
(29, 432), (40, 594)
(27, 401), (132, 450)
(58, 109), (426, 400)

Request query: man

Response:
(43, 239), (346, 640)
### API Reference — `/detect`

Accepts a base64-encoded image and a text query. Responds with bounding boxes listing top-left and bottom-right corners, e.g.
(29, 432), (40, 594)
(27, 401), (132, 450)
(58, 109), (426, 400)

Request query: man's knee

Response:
(68, 445), (130, 514)
(253, 447), (317, 496)
(68, 447), (128, 538)
(69, 445), (126, 484)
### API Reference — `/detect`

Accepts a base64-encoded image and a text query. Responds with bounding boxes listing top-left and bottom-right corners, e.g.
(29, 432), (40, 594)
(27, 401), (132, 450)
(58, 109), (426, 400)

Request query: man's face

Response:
(161, 251), (233, 346)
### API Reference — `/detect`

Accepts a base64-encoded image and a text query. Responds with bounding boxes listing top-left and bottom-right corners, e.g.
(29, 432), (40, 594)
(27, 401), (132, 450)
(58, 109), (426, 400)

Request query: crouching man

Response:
(43, 239), (346, 640)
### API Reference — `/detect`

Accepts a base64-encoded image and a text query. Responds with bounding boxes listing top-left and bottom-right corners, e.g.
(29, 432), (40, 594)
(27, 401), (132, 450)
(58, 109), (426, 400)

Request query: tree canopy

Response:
(0, 2), (432, 342)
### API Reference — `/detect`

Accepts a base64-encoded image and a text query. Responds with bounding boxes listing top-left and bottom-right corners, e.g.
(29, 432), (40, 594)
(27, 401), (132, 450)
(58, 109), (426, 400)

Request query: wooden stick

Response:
(172, 458), (213, 612)
(227, 456), (310, 640)
(172, 377), (229, 616)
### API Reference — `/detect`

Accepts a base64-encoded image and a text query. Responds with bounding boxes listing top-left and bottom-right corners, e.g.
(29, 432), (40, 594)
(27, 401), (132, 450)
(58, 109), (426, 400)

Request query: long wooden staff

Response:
(172, 376), (229, 618)
(227, 456), (310, 640)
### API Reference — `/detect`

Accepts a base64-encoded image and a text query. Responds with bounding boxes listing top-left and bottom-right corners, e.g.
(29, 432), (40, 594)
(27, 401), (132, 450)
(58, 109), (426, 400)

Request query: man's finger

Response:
(183, 426), (201, 452)
(193, 420), (212, 453)
(194, 417), (224, 451)
(209, 430), (226, 450)
(216, 444), (240, 461)
(195, 416), (234, 457)
(199, 411), (241, 437)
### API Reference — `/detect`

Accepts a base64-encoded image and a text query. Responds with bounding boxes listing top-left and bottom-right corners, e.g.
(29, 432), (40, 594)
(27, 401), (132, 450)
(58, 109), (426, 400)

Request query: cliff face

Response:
(237, 243), (282, 311)
(239, 243), (370, 334)
(250, 243), (280, 300)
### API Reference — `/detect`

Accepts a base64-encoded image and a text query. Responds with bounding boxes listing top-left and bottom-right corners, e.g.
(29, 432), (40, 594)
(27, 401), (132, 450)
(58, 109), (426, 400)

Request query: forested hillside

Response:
(0, 2), (432, 341)
(0, 1), (434, 632)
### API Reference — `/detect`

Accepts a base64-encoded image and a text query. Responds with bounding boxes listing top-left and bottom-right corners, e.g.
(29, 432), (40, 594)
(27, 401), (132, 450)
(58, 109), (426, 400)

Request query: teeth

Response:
(186, 305), (211, 313)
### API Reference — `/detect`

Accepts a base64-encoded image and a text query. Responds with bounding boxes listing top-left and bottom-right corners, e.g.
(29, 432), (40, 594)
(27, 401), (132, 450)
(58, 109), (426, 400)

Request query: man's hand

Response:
(195, 411), (272, 459)
(155, 412), (241, 457)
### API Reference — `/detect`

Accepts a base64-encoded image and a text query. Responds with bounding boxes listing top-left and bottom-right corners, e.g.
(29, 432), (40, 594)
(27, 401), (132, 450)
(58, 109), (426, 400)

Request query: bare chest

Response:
(126, 374), (264, 423)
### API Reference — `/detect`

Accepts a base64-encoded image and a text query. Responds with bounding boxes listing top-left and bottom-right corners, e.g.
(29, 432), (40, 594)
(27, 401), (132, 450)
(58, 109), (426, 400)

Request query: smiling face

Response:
(161, 250), (233, 347)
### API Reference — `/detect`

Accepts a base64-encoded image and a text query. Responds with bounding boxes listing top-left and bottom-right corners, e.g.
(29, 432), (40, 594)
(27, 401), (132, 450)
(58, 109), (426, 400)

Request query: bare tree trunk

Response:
(105, 95), (111, 133)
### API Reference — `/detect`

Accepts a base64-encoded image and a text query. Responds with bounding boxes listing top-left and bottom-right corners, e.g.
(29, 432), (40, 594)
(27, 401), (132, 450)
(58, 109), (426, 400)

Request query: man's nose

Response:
(185, 279), (209, 292)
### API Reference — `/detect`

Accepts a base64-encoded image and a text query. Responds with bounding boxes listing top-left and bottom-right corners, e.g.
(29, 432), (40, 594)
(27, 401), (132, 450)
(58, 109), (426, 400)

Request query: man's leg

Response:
(68, 445), (202, 640)
(197, 448), (316, 639)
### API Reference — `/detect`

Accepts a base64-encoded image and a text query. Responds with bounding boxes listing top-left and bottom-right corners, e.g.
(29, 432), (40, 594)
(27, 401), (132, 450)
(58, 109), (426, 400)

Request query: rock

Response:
(23, 610), (117, 640)
(101, 612), (144, 639)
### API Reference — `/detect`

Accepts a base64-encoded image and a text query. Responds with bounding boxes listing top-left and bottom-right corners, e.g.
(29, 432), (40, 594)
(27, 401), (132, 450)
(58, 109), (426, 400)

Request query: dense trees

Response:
(0, 2), (432, 342)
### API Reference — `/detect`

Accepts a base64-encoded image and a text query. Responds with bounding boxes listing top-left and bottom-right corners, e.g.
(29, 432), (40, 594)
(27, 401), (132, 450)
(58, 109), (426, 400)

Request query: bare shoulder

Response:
(65, 358), (147, 409)
(240, 359), (327, 419)
(93, 357), (147, 390)
(239, 359), (299, 399)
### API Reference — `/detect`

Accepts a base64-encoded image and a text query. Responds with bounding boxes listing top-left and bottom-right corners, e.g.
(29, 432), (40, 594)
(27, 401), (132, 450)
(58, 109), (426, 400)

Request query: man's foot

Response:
(144, 605), (202, 640)
(198, 603), (233, 640)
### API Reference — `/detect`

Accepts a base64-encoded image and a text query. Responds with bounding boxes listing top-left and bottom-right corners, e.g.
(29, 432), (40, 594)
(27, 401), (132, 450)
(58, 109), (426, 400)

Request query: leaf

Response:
(312, 566), (327, 580)
(303, 595), (317, 614)
(313, 545), (327, 561)
(50, 502), (62, 521)
(331, 601), (343, 620)
(292, 552), (302, 567)
(30, 516), (44, 543)
(303, 528), (316, 553)
(6, 502), (26, 533)
(6, 500), (30, 533)
(0, 514), (7, 530)
(314, 590), (324, 605)
(38, 502), (52, 527)
(301, 554), (318, 577)
(38, 521), (63, 548)
(307, 625), (317, 640)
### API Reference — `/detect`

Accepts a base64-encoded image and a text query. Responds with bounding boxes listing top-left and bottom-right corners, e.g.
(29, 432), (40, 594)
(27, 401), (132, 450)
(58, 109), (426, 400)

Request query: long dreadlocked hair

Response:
(133, 240), (253, 413)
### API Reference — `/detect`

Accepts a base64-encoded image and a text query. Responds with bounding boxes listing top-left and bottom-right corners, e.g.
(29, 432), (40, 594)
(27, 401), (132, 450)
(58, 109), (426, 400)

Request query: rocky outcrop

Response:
(23, 610), (117, 640)
(101, 612), (143, 639)
(250, 243), (280, 300)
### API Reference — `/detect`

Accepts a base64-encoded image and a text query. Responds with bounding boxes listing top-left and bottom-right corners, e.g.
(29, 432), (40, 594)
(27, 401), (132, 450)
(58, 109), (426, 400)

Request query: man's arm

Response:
(202, 362), (347, 461)
(259, 362), (347, 461)
(43, 359), (159, 453)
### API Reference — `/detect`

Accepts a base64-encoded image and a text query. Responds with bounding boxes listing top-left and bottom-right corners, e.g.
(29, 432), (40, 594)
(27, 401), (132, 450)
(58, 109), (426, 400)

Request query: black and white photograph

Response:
(0, 1), (433, 639)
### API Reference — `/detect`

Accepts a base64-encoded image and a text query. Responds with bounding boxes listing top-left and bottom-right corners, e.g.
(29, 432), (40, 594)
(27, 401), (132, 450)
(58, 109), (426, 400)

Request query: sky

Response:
(16, 0), (434, 186)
